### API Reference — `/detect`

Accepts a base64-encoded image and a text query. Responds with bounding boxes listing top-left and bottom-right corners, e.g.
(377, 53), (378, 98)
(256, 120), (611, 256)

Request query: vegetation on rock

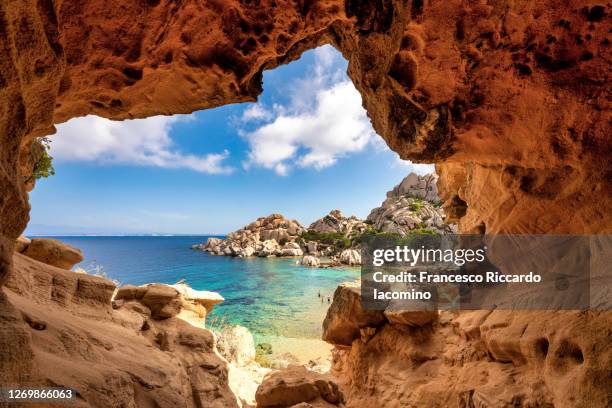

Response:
(299, 231), (351, 249)
(32, 137), (55, 180)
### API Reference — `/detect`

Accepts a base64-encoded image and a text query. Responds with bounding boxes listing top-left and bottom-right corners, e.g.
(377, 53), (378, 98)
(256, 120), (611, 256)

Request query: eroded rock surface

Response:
(3, 253), (238, 407)
(367, 172), (455, 235)
(323, 292), (612, 407)
(22, 237), (84, 270)
(0, 0), (610, 406)
(256, 365), (344, 408)
(322, 283), (386, 347)
(114, 282), (224, 324)
(309, 210), (368, 237)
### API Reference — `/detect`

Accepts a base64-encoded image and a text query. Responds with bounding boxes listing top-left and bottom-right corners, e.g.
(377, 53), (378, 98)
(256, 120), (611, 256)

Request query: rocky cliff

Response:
(2, 252), (239, 407)
(196, 172), (454, 264)
(0, 0), (610, 406)
(366, 172), (455, 235)
(320, 284), (611, 408)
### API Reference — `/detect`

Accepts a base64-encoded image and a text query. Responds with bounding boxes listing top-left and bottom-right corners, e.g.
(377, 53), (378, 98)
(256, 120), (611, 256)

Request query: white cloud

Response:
(393, 157), (435, 175)
(241, 104), (273, 122)
(239, 45), (375, 175)
(50, 115), (234, 174)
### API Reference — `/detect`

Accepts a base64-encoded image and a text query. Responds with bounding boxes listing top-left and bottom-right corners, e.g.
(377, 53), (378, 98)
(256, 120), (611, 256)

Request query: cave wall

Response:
(0, 0), (610, 397)
(1, 0), (611, 283)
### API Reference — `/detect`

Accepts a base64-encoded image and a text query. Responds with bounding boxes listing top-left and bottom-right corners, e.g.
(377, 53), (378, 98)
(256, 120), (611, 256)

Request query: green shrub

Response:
(412, 227), (438, 235)
(409, 198), (424, 212)
(32, 137), (55, 180)
(255, 342), (274, 367)
(300, 230), (351, 249)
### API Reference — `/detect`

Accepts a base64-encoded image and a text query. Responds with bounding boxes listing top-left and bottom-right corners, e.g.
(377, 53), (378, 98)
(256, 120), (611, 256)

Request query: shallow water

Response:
(51, 236), (358, 340)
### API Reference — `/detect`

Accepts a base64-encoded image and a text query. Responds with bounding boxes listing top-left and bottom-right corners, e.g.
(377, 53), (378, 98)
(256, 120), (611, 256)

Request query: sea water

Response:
(51, 236), (358, 343)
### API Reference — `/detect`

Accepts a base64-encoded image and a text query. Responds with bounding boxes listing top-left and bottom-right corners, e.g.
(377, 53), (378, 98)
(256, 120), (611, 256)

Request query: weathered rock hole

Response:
(445, 195), (467, 223)
(180, 32), (192, 45)
(553, 340), (584, 373)
(455, 19), (465, 41)
(401, 34), (421, 51)
(34, 60), (47, 77)
(534, 338), (549, 360)
(389, 51), (418, 90)
(346, 0), (394, 33)
(585, 5), (606, 22)
(411, 0), (424, 18)
(122, 67), (143, 81)
(22, 313), (46, 331)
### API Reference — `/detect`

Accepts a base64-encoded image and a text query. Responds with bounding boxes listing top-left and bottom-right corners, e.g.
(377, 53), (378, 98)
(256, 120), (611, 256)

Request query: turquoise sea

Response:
(51, 236), (358, 341)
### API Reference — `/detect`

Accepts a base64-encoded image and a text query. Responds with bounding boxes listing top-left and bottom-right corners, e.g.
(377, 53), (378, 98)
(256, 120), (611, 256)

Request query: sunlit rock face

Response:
(0, 0), (610, 405)
(326, 308), (612, 408)
(2, 253), (239, 407)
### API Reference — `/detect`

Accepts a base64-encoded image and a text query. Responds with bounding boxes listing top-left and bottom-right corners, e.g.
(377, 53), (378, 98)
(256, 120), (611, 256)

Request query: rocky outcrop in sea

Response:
(193, 213), (306, 258)
(193, 172), (455, 266)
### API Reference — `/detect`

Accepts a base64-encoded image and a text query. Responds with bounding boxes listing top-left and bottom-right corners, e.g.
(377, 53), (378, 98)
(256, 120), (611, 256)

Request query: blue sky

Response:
(28, 46), (432, 235)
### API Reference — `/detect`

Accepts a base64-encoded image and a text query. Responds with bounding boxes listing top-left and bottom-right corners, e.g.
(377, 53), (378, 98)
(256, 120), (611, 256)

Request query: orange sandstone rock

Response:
(0, 1), (610, 406)
(22, 237), (84, 270)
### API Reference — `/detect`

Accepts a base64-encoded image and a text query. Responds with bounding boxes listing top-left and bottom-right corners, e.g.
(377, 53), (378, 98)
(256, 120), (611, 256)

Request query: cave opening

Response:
(1, 1), (609, 406)
(23, 44), (437, 372)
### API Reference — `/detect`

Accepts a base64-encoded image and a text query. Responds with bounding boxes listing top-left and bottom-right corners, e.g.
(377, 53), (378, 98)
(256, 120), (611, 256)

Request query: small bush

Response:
(409, 198), (424, 212)
(32, 137), (55, 180)
(300, 231), (350, 248)
(412, 227), (438, 235)
(255, 342), (274, 368)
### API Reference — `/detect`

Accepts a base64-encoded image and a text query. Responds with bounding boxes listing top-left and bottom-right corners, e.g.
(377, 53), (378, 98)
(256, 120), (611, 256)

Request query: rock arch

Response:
(0, 1), (610, 404)
(2, 1), (610, 283)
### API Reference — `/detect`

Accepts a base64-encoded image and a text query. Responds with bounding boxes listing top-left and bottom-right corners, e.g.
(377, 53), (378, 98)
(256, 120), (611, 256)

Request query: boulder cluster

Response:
(308, 209), (368, 237)
(367, 173), (456, 235)
(193, 213), (306, 258)
(193, 173), (454, 266)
